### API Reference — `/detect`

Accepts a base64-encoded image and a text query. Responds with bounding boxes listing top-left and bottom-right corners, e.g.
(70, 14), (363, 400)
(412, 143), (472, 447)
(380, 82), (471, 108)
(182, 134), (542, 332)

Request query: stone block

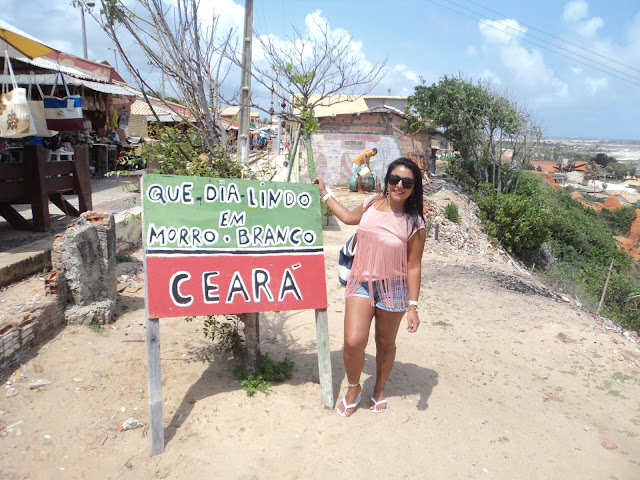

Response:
(65, 300), (116, 325)
(52, 212), (117, 325)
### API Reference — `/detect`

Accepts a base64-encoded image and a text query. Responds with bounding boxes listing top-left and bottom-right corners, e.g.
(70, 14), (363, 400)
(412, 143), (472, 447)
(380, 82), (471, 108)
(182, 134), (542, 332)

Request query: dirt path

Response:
(1, 185), (639, 480)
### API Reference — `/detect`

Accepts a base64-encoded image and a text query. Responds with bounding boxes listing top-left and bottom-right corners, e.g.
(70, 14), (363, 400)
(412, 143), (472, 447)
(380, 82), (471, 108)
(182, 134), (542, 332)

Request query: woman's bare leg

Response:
(371, 308), (405, 411)
(337, 296), (375, 416)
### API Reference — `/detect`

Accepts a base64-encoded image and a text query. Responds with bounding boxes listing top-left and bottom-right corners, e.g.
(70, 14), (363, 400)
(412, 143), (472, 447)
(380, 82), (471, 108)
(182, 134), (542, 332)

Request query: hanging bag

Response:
(27, 72), (58, 137)
(336, 197), (378, 286)
(43, 72), (84, 131)
(0, 54), (37, 138)
(338, 233), (357, 286)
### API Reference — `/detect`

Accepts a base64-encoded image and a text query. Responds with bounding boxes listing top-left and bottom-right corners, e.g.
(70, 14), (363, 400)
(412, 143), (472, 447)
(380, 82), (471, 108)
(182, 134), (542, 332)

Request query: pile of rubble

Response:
(423, 183), (502, 261)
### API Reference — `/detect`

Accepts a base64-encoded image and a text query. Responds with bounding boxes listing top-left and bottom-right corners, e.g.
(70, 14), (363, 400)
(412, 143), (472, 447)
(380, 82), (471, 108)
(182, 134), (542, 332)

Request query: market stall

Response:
(0, 53), (137, 230)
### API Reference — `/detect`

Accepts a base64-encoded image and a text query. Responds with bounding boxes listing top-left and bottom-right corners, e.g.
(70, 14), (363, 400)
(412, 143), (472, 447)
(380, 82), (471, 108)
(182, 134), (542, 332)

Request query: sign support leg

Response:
(315, 308), (333, 408)
(241, 312), (261, 373)
(146, 316), (165, 455)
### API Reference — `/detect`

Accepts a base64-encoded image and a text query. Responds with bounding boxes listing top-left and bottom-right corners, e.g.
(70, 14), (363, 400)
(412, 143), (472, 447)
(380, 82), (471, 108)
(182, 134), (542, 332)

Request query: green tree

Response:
(475, 182), (551, 256)
(592, 153), (616, 168)
(610, 162), (628, 181)
(405, 75), (541, 192)
(583, 161), (601, 194)
(406, 75), (487, 160)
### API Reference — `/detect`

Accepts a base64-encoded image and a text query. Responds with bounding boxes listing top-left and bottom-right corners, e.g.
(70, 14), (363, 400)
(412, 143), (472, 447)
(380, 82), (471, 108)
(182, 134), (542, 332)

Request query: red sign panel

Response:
(146, 253), (327, 317)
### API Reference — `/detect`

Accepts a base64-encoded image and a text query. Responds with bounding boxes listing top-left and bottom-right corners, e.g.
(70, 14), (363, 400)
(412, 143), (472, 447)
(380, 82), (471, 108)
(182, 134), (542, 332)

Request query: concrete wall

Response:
(126, 114), (148, 138)
(317, 111), (403, 135)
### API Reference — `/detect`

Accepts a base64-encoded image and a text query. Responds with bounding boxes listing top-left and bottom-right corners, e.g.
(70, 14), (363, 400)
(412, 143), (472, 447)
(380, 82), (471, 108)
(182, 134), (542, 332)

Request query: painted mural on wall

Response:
(305, 134), (402, 186)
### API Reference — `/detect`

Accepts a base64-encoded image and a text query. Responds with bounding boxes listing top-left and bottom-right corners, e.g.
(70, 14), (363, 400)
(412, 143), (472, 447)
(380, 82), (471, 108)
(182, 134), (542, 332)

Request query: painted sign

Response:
(142, 174), (328, 317)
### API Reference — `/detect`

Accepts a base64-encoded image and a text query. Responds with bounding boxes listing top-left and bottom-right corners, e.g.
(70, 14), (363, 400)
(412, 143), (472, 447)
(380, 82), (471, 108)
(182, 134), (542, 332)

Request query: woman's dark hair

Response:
(382, 157), (424, 232)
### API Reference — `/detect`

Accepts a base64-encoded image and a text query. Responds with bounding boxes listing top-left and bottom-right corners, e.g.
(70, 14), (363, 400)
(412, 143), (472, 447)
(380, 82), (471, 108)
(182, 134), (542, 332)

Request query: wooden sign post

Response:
(141, 174), (332, 455)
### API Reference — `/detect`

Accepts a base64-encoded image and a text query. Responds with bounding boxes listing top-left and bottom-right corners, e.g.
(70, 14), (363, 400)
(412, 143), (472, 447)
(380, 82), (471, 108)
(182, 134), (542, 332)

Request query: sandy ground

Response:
(1, 185), (640, 480)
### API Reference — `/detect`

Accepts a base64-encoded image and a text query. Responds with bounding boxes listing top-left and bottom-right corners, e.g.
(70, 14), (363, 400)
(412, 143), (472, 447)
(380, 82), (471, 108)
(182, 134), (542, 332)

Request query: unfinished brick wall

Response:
(0, 212), (119, 369)
(0, 296), (65, 371)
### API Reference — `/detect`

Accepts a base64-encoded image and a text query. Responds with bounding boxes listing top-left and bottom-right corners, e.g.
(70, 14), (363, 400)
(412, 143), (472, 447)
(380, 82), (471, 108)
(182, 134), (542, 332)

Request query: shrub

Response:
(185, 314), (244, 358)
(443, 202), (460, 223)
(599, 205), (639, 236)
(470, 170), (640, 330)
(475, 187), (551, 256)
(546, 189), (631, 269)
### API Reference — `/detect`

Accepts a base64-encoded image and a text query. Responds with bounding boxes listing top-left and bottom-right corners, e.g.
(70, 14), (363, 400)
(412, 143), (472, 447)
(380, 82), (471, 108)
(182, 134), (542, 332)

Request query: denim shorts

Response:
(351, 280), (408, 312)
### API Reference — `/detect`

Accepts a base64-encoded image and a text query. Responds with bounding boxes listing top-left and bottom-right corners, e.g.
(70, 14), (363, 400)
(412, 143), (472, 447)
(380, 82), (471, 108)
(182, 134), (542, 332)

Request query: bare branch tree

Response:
(243, 19), (386, 179)
(93, 0), (238, 152)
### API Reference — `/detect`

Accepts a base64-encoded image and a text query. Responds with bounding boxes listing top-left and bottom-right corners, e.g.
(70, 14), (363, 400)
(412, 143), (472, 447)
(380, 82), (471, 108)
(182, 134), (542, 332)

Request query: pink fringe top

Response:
(345, 195), (425, 308)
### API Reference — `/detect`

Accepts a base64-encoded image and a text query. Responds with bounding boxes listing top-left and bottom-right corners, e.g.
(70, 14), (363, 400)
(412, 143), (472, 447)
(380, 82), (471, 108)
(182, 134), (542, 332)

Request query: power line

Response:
(449, 0), (640, 81)
(424, 0), (640, 87)
(435, 0), (640, 84)
(460, 0), (640, 75)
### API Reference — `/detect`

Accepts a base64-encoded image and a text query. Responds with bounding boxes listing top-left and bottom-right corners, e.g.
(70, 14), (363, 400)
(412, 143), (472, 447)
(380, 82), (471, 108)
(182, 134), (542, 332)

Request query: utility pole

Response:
(237, 0), (254, 164)
(80, 2), (95, 60)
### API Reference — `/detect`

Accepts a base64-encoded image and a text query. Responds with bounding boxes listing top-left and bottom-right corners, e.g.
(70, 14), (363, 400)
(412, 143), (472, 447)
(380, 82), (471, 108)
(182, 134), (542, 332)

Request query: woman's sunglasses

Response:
(388, 174), (415, 188)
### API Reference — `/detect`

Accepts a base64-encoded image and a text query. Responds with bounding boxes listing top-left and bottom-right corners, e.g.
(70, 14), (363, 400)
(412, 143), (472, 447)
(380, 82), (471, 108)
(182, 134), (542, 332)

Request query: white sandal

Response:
(337, 383), (361, 417)
(370, 397), (387, 413)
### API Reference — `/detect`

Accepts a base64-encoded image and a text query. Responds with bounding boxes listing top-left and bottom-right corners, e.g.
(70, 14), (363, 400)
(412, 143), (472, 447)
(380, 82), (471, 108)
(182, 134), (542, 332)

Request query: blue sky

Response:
(3, 0), (640, 140)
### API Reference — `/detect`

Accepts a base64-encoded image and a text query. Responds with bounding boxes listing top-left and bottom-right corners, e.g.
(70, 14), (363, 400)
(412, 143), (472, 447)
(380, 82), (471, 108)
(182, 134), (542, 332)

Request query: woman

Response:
(314, 158), (426, 416)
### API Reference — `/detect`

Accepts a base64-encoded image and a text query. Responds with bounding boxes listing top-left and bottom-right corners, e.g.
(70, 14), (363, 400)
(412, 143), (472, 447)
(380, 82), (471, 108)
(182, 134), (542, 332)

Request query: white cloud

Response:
(476, 17), (568, 105)
(478, 18), (526, 45)
(253, 9), (401, 100)
(477, 69), (503, 87)
(562, 1), (603, 38)
(377, 64), (420, 95)
(563, 1), (589, 23)
(576, 17), (604, 37)
(585, 77), (608, 94)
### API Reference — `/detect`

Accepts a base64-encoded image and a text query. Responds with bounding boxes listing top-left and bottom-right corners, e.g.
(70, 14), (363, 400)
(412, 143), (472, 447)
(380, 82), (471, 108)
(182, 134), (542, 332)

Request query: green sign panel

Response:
(143, 174), (322, 253)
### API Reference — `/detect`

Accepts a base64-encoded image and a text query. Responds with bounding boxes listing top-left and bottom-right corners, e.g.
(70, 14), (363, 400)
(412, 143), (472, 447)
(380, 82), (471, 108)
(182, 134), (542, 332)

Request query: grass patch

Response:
(86, 322), (104, 333)
(597, 380), (628, 399)
(116, 252), (136, 263)
(235, 354), (295, 397)
(612, 371), (633, 383)
(432, 320), (453, 328)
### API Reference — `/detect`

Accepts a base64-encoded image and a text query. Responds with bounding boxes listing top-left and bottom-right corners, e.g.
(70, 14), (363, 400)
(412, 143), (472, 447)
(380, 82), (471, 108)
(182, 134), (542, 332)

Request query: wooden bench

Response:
(0, 144), (92, 232)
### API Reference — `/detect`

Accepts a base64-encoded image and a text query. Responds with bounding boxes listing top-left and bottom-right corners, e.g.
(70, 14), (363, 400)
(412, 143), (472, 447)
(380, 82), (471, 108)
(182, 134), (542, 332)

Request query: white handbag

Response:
(28, 72), (58, 138)
(0, 54), (37, 138)
(43, 72), (84, 131)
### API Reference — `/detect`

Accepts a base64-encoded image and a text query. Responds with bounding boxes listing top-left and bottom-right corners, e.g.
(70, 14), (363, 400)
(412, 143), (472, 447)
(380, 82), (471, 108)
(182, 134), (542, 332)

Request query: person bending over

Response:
(351, 147), (378, 193)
